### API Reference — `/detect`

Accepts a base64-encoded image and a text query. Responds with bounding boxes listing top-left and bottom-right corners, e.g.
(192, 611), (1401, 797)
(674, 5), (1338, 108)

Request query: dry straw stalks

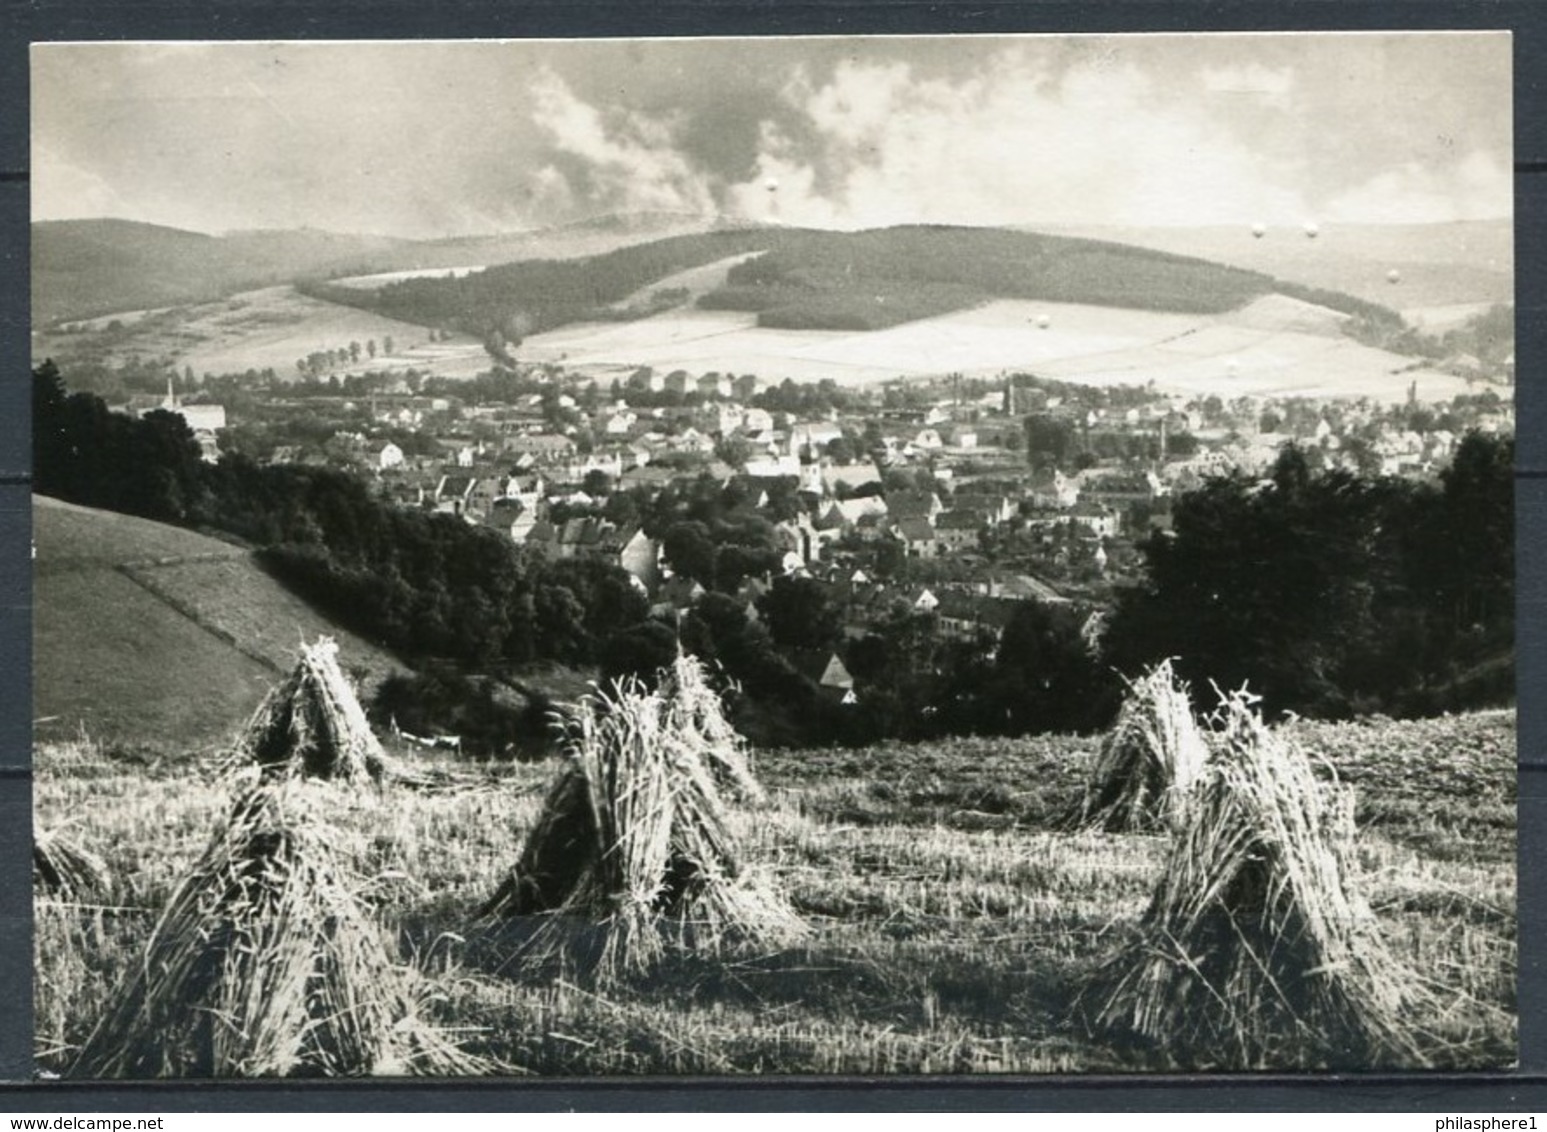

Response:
(1086, 688), (1429, 1069)
(481, 653), (802, 984)
(1081, 659), (1208, 833)
(73, 638), (489, 1078)
(228, 638), (387, 785)
(33, 825), (110, 901)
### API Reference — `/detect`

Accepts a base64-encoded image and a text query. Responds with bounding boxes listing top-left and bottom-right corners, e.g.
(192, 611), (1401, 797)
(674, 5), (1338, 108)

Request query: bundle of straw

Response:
(482, 661), (801, 983)
(72, 784), (485, 1078)
(33, 826), (109, 900)
(233, 638), (386, 785)
(1086, 691), (1427, 1068)
(1081, 659), (1209, 833)
(657, 652), (767, 806)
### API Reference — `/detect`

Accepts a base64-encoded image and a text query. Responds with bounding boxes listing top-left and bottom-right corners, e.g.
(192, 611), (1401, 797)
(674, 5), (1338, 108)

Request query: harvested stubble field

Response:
(34, 709), (1515, 1076)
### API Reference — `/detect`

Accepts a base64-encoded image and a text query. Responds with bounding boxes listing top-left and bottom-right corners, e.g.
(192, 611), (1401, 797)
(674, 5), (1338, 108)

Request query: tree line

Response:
(34, 360), (650, 675)
(1103, 437), (1513, 718)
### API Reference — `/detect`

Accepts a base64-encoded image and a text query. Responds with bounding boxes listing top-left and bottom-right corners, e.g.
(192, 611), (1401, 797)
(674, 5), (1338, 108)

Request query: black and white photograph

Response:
(29, 32), (1516, 1078)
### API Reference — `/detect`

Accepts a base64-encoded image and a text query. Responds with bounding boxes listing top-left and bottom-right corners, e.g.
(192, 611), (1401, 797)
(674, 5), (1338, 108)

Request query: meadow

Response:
(34, 496), (406, 747)
(32, 286), (480, 384)
(34, 707), (1516, 1076)
(520, 295), (1474, 401)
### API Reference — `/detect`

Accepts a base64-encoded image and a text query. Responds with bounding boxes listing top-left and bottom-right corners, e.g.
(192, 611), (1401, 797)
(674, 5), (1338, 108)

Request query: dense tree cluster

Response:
(1104, 438), (1513, 718)
(703, 226), (1281, 324)
(34, 363), (207, 521)
(308, 225), (1301, 342)
(34, 361), (649, 674)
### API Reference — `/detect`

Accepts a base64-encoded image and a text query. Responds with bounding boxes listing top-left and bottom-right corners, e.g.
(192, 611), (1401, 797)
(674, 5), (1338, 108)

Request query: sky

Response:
(31, 33), (1513, 239)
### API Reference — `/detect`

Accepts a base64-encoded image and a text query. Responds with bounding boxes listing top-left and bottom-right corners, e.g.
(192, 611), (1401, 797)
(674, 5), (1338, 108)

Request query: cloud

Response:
(1324, 149), (1513, 224)
(30, 37), (1512, 237)
(526, 69), (716, 217)
(31, 146), (127, 222)
(720, 53), (1313, 229)
(1200, 63), (1295, 110)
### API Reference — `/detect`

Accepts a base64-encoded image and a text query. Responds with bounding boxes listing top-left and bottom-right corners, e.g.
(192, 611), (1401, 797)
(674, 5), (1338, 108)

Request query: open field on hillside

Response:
(614, 252), (766, 309)
(518, 300), (1206, 384)
(330, 266), (492, 290)
(34, 705), (1515, 1076)
(35, 280), (1487, 401)
(1404, 303), (1504, 335)
(1044, 221), (1513, 312)
(523, 295), (1474, 401)
(142, 288), (456, 380)
(32, 286), (480, 382)
(33, 496), (406, 747)
(1035, 323), (1477, 402)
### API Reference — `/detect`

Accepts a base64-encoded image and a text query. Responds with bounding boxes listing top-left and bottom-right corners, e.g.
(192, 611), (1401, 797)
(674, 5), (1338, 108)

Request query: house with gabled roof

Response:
(377, 442), (405, 471)
(503, 433), (576, 462)
(618, 528), (662, 594)
(819, 653), (857, 702)
(936, 592), (1019, 642)
(951, 491), (1017, 526)
(910, 587), (940, 614)
(789, 421), (844, 457)
(433, 474), (478, 517)
(934, 509), (984, 552)
(894, 516), (939, 559)
(789, 648), (860, 704)
(816, 496), (888, 536)
(483, 497), (540, 544)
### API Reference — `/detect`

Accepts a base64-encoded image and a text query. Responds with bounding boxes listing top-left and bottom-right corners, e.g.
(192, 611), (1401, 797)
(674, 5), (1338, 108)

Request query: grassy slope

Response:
(34, 709), (1514, 1075)
(34, 494), (406, 747)
(31, 220), (414, 327)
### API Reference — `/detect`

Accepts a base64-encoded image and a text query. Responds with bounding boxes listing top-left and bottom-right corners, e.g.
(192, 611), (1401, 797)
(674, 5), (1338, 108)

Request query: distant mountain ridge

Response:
(32, 213), (724, 326)
(32, 219), (413, 326)
(34, 213), (1510, 329)
(1036, 220), (1513, 311)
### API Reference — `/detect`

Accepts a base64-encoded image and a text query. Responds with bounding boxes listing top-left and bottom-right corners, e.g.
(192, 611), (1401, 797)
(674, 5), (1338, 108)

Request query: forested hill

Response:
(31, 219), (416, 326)
(307, 224), (1403, 338)
(32, 212), (719, 326)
